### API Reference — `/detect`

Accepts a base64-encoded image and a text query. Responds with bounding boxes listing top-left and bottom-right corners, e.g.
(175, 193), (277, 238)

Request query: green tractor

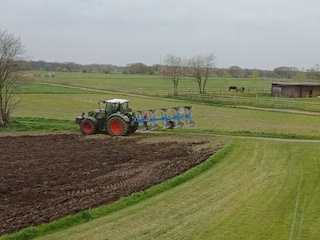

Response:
(76, 98), (195, 136)
(75, 98), (138, 136)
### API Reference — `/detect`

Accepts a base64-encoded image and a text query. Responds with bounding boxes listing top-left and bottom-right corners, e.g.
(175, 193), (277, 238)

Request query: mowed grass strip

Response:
(32, 138), (320, 240)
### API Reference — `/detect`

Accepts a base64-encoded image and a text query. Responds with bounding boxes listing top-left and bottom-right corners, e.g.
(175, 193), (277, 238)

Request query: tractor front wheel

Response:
(106, 116), (129, 136)
(80, 118), (96, 135)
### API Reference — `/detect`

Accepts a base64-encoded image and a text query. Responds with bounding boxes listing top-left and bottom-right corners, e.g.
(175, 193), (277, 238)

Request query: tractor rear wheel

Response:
(80, 118), (96, 135)
(106, 116), (129, 136)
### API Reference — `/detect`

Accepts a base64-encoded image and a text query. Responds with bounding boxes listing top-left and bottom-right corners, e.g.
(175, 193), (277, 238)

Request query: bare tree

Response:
(187, 54), (215, 94)
(251, 69), (260, 85)
(159, 55), (183, 96)
(223, 70), (230, 86)
(307, 64), (320, 80)
(0, 30), (26, 126)
(229, 66), (242, 78)
(273, 66), (299, 78)
(295, 71), (306, 82)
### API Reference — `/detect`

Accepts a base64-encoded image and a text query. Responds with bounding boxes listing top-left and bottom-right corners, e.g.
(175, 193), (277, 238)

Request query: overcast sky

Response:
(1, 0), (319, 70)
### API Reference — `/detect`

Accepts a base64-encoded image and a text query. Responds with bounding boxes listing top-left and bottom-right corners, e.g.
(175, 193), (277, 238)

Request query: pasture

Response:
(22, 71), (272, 96)
(17, 70), (320, 115)
(1, 71), (320, 240)
(10, 76), (320, 139)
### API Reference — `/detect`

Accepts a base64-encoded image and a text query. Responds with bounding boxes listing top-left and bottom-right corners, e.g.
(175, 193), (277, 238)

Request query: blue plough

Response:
(135, 106), (195, 130)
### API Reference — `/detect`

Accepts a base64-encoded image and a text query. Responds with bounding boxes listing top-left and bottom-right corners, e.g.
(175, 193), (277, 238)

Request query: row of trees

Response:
(20, 60), (320, 80)
(159, 55), (269, 96)
(159, 54), (215, 95)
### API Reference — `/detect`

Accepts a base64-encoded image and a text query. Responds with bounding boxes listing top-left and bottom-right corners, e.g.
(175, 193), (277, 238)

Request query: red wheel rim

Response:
(110, 121), (123, 134)
(83, 122), (92, 133)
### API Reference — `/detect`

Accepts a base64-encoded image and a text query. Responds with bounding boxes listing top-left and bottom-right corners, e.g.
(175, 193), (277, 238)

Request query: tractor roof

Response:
(106, 98), (129, 104)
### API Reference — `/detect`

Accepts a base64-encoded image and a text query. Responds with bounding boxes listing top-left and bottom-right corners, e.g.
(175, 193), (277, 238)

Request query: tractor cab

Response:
(105, 98), (131, 117)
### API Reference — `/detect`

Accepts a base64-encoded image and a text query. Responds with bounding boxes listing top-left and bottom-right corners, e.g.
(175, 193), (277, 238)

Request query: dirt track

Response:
(0, 134), (217, 235)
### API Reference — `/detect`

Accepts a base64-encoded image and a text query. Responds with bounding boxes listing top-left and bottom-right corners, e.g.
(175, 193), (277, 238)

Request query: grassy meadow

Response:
(1, 71), (320, 240)
(6, 72), (320, 138)
(23, 70), (272, 95)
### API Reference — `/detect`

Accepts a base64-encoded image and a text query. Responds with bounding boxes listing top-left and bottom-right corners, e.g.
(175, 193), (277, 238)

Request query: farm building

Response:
(271, 82), (320, 98)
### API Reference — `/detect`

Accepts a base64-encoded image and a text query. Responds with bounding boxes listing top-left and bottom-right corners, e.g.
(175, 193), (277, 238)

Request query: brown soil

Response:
(0, 134), (218, 235)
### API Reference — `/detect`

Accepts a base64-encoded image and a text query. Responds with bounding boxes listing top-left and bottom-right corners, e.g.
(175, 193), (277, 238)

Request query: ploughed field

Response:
(0, 134), (216, 235)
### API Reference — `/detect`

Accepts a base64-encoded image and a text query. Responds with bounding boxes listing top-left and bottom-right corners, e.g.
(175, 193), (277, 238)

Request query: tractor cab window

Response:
(121, 102), (129, 112)
(114, 103), (121, 112)
(106, 102), (119, 114)
(106, 102), (113, 113)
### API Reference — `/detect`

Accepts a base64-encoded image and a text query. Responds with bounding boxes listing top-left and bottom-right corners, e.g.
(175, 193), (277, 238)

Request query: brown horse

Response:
(236, 87), (245, 93)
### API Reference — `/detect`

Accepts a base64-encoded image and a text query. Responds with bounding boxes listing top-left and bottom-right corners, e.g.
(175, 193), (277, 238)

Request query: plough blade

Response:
(135, 106), (195, 131)
(185, 106), (195, 127)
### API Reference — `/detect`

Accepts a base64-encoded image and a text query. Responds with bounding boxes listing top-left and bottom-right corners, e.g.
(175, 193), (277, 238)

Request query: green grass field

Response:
(9, 81), (320, 139)
(25, 70), (272, 94)
(21, 70), (320, 112)
(1, 71), (320, 240)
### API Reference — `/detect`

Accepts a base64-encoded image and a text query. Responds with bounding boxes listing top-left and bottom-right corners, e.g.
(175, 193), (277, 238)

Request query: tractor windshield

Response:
(121, 102), (130, 112)
(105, 100), (131, 115)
